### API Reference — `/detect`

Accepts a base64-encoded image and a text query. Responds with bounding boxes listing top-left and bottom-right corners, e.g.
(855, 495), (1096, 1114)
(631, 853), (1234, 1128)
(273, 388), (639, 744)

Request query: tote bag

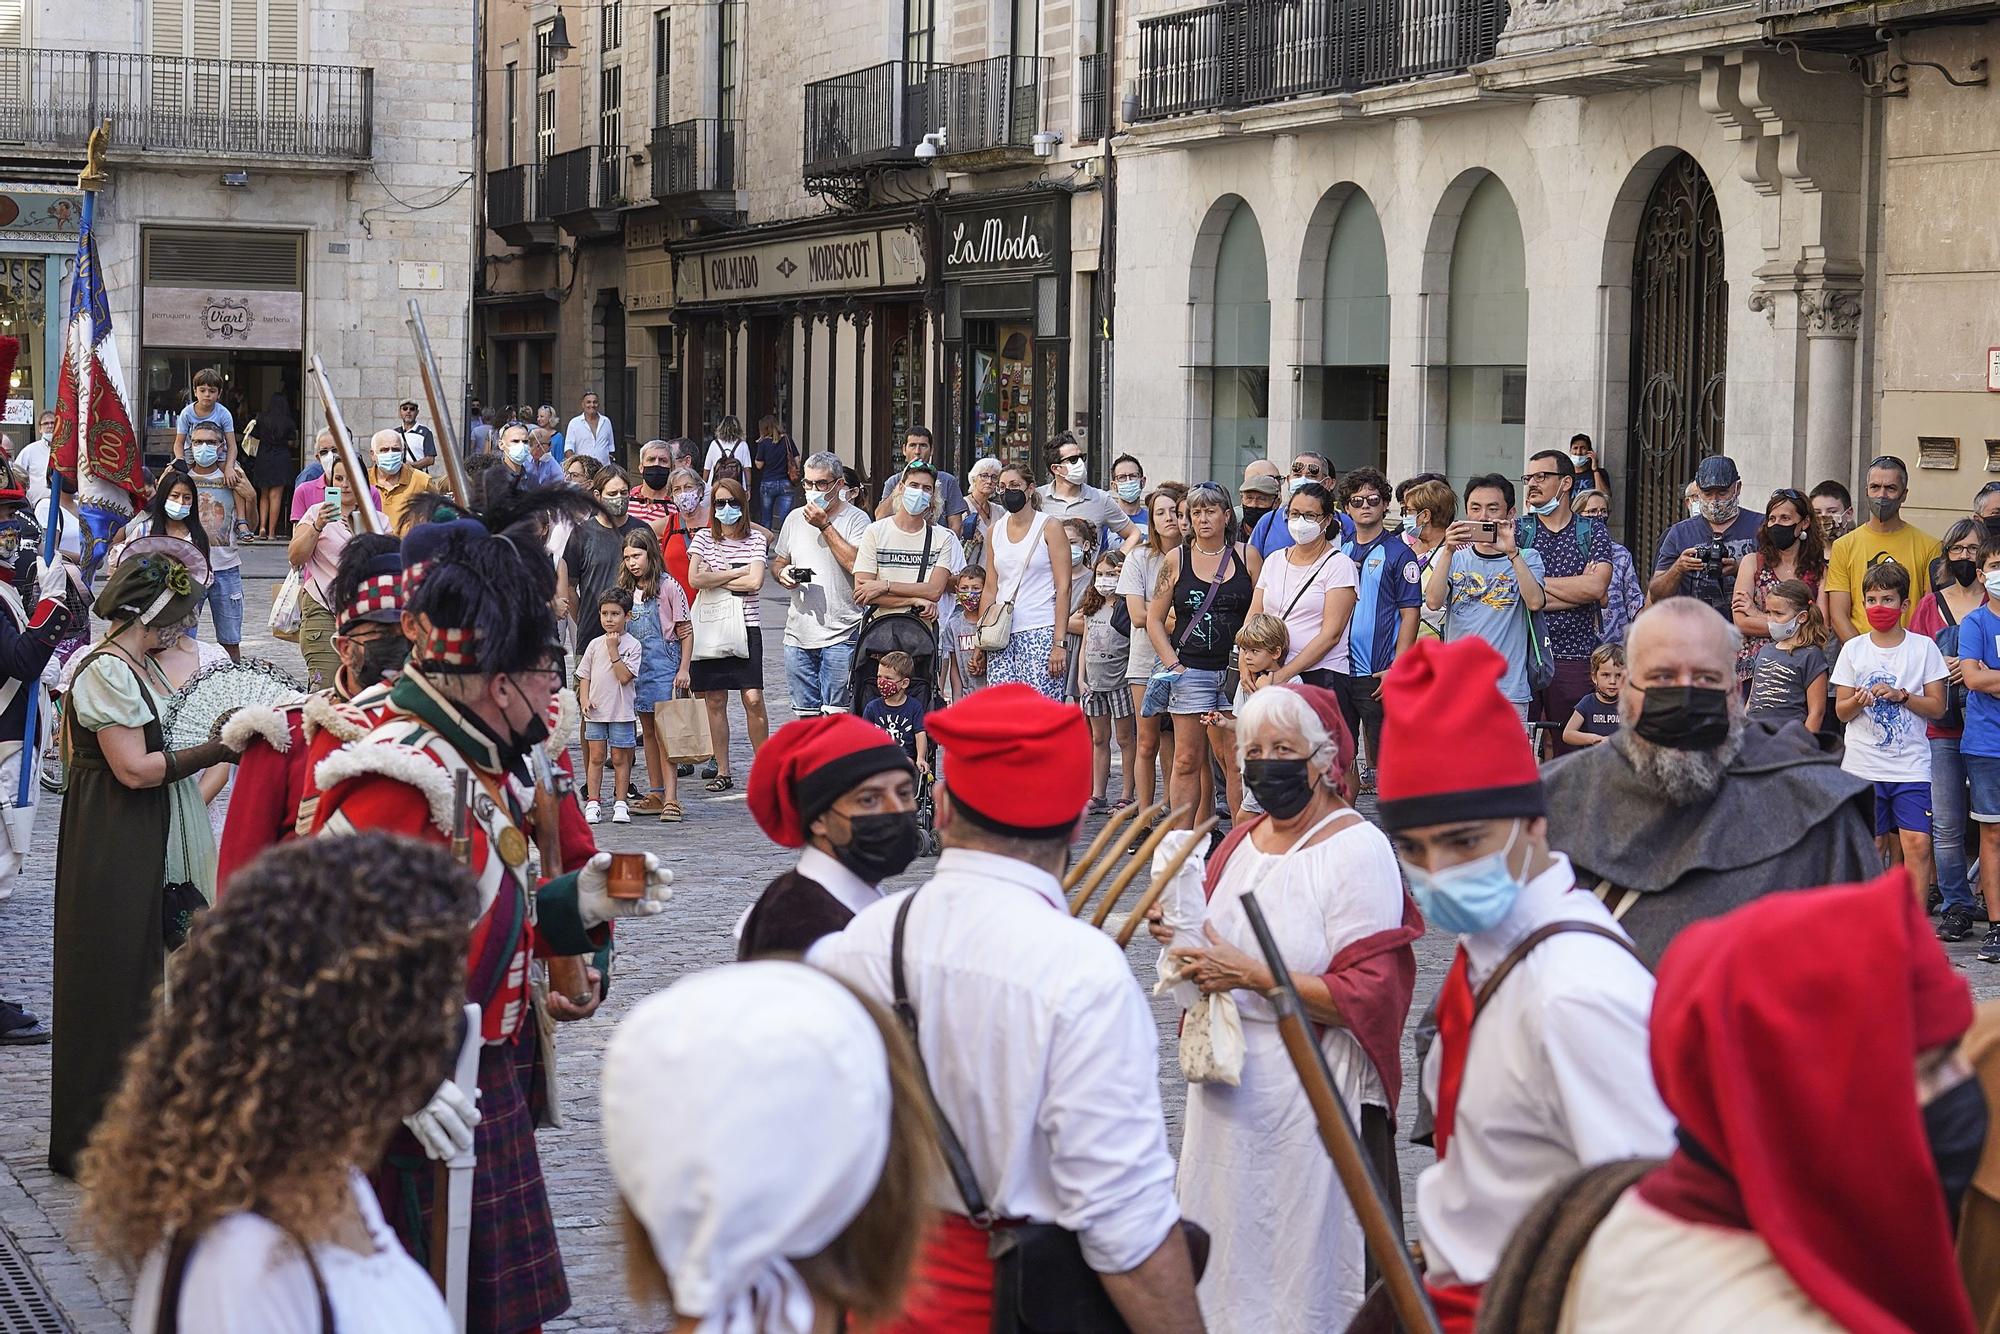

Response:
(653, 690), (712, 763)
(690, 585), (749, 661)
(268, 567), (303, 642)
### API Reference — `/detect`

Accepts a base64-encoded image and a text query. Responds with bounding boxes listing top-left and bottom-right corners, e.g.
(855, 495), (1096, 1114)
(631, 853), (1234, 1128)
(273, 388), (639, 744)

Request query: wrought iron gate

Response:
(1628, 154), (1728, 564)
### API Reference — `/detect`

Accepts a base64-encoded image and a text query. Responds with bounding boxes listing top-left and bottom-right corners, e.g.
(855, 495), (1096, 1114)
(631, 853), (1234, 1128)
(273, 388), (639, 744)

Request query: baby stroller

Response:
(850, 608), (942, 856)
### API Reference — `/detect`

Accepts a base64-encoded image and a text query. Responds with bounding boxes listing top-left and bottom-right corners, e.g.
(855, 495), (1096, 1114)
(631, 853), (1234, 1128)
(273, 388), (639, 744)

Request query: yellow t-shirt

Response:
(371, 466), (437, 535)
(1826, 521), (1941, 632)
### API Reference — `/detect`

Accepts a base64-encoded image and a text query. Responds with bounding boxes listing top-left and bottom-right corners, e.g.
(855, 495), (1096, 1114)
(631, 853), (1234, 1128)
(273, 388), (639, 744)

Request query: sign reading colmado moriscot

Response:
(673, 225), (925, 305)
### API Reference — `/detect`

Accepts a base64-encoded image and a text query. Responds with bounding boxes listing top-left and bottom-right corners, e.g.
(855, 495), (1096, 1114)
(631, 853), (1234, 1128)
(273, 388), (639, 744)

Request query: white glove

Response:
(34, 557), (64, 603)
(577, 851), (674, 928)
(404, 1077), (481, 1161)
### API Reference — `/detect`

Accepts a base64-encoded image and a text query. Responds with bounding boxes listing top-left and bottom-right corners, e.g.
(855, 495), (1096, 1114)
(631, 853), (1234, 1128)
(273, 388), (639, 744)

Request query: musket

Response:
(1063, 798), (1142, 894)
(1090, 811), (1189, 929)
(1239, 892), (1440, 1334)
(1068, 801), (1170, 916)
(405, 300), (471, 509)
(308, 353), (384, 534)
(1113, 817), (1220, 948)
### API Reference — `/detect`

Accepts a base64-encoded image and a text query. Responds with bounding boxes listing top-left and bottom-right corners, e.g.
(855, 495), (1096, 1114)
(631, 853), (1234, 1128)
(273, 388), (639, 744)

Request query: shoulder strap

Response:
(1472, 920), (1644, 1019)
(891, 891), (993, 1227)
(916, 517), (935, 582)
(1173, 546), (1237, 653)
(994, 513), (1047, 607)
(158, 1224), (336, 1333)
(1280, 547), (1340, 622)
(1940, 592), (1963, 629)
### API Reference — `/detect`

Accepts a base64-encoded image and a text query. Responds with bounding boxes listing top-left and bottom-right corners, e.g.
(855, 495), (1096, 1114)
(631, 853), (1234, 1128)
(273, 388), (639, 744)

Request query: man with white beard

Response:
(1542, 597), (1876, 964)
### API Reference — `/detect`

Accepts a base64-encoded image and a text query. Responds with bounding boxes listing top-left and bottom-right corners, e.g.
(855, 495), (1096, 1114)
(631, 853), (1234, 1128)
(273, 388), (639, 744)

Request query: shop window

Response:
(1207, 202), (1269, 483)
(969, 321), (1035, 471)
(1445, 176), (1529, 485)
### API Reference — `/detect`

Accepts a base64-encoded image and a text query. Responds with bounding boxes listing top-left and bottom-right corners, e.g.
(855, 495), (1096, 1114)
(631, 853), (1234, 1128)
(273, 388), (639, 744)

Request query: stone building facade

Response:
(1111, 0), (1999, 557)
(0, 0), (472, 471)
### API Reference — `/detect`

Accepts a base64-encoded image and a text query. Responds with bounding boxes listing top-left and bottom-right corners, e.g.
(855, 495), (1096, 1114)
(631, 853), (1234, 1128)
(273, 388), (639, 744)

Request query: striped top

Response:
(689, 527), (769, 627)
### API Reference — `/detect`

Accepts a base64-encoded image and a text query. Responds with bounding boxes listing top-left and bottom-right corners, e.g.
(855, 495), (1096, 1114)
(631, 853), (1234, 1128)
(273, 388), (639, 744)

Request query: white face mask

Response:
(1094, 575), (1118, 595)
(1069, 543), (1087, 565)
(1059, 460), (1087, 484)
(1687, 500), (1702, 519)
(1286, 515), (1323, 545)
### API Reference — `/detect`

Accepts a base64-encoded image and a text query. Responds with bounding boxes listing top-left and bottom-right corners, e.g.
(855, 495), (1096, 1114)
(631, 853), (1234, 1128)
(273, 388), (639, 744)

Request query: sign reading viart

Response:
(674, 225), (925, 305)
(142, 286), (303, 351)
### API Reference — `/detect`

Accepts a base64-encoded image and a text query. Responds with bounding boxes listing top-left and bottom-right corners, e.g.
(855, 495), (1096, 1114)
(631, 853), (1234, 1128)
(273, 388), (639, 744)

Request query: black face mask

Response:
(354, 634), (412, 690)
(1925, 1077), (1989, 1231)
(1241, 758), (1318, 820)
(1949, 558), (1980, 587)
(832, 810), (923, 884)
(1765, 523), (1797, 552)
(1985, 517), (2000, 544)
(1873, 495), (1903, 521)
(1633, 685), (1732, 751)
(999, 488), (1029, 514)
(482, 676), (552, 773)
(641, 465), (673, 491)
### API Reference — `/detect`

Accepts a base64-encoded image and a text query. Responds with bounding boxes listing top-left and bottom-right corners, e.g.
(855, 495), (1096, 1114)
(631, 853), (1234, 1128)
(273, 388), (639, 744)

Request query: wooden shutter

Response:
(0, 1), (25, 49)
(260, 0), (301, 62)
(150, 0), (186, 56)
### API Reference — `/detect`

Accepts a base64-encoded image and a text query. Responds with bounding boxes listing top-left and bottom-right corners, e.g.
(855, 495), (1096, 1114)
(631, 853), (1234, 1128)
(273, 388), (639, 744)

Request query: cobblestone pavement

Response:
(3, 544), (1997, 1331)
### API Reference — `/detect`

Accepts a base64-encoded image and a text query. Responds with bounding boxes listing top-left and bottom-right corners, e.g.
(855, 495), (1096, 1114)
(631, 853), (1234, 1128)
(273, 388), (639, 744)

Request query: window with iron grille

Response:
(653, 10), (670, 124)
(717, 0), (737, 121)
(535, 18), (556, 77)
(601, 0), (621, 50)
(600, 64), (623, 198)
(503, 61), (518, 166)
(536, 87), (555, 162)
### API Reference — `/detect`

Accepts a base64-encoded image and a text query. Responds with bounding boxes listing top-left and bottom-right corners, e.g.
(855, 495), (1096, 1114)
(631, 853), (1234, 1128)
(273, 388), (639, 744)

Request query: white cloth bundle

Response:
(1148, 828), (1210, 1011)
(601, 962), (891, 1334)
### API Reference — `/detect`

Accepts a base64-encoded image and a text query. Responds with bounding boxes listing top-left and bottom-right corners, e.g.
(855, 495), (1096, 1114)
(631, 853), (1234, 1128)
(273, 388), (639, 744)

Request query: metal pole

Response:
(309, 354), (385, 534)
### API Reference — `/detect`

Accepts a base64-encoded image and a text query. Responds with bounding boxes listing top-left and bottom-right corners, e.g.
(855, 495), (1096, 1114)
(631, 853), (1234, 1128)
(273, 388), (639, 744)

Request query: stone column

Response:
(514, 340), (533, 413)
(1799, 285), (1862, 486)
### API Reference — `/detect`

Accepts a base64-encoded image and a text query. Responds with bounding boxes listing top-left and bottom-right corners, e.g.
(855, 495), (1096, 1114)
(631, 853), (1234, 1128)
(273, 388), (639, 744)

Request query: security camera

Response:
(915, 128), (947, 161)
(1031, 130), (1062, 158)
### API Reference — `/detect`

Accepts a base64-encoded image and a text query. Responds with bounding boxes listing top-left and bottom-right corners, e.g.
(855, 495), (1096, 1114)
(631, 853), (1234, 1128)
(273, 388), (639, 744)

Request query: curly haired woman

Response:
(80, 833), (474, 1333)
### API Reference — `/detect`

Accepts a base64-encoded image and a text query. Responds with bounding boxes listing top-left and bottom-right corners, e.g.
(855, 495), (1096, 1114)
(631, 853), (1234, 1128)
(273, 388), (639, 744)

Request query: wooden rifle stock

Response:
(1238, 892), (1440, 1334)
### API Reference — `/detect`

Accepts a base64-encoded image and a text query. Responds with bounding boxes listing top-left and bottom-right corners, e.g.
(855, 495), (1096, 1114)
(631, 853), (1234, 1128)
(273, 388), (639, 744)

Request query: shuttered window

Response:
(150, 0), (306, 62)
(144, 227), (304, 290)
(0, 0), (26, 48)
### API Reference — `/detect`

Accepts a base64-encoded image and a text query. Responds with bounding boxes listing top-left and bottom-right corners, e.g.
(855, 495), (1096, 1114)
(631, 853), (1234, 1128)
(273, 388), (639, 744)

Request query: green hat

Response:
(93, 537), (208, 628)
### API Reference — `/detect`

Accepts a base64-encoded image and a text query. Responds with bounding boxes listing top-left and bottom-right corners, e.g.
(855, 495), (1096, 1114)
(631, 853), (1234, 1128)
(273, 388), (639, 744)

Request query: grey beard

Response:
(1612, 719), (1745, 806)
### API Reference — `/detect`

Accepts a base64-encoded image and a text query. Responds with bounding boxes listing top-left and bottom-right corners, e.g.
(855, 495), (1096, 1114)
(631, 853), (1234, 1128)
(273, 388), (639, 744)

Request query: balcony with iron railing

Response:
(1078, 51), (1109, 141)
(545, 144), (624, 238)
(650, 117), (743, 210)
(488, 161), (556, 248)
(1134, 0), (1507, 119)
(0, 47), (371, 159)
(802, 55), (1050, 184)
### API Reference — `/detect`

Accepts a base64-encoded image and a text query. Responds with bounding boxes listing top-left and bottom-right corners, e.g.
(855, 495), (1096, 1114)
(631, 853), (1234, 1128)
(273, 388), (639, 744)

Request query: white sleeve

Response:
(1919, 636), (1949, 685)
(1829, 637), (1861, 688)
(937, 527), (967, 575)
(1039, 962), (1182, 1274)
(1538, 971), (1677, 1166)
(134, 1218), (331, 1334)
(853, 525), (881, 577)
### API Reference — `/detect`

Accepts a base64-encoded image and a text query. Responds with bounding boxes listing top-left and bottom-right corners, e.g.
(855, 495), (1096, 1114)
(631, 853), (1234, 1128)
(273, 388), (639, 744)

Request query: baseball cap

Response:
(1693, 455), (1739, 489)
(1242, 474), (1281, 498)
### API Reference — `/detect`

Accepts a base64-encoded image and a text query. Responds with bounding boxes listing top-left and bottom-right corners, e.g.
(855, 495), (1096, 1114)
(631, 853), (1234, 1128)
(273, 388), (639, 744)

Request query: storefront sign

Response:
(142, 286), (303, 352)
(0, 184), (80, 242)
(626, 253), (673, 312)
(674, 225), (925, 305)
(626, 218), (669, 251)
(942, 198), (1063, 277)
(0, 257), (45, 301)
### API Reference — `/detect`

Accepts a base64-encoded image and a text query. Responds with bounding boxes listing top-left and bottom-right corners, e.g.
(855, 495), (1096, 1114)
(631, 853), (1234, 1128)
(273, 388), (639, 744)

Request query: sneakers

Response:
(1940, 906), (1977, 943)
(584, 800), (601, 824)
(612, 800), (631, 824)
(1980, 922), (2000, 964)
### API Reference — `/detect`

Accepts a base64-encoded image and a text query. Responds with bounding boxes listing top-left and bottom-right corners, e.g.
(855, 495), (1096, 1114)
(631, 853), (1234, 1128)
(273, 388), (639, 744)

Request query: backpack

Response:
(1517, 513), (1606, 647)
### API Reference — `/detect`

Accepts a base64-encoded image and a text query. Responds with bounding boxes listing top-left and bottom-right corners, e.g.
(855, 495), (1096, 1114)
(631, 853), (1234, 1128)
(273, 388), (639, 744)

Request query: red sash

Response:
(1430, 945), (1475, 1158)
(866, 1213), (993, 1333)
(1426, 1278), (1484, 1334)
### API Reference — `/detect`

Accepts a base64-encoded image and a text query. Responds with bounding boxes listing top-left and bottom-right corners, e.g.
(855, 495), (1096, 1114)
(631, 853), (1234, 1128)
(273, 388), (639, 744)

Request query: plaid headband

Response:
(413, 624), (479, 672)
(339, 570), (404, 631)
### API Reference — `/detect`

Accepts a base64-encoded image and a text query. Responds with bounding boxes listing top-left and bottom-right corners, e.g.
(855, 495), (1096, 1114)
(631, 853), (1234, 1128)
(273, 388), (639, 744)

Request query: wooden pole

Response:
(1114, 818), (1220, 947)
(1069, 801), (1170, 917)
(1239, 892), (1441, 1334)
(406, 299), (472, 508)
(1091, 812), (1188, 929)
(1063, 799), (1143, 895)
(309, 354), (384, 534)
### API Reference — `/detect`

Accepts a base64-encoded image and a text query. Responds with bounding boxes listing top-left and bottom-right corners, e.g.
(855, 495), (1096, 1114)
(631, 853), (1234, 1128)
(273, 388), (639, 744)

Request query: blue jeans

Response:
(760, 477), (794, 530)
(1933, 735), (1977, 912)
(785, 639), (855, 716)
(202, 565), (244, 645)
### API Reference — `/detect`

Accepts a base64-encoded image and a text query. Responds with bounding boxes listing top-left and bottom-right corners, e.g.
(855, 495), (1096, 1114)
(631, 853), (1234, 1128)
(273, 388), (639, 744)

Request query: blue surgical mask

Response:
(1529, 497), (1560, 517)
(901, 487), (933, 516)
(1403, 822), (1528, 935)
(191, 443), (219, 468)
(506, 441), (530, 465)
(806, 487), (833, 510)
(376, 449), (404, 475)
(165, 498), (192, 521)
(715, 503), (744, 526)
(1116, 479), (1143, 503)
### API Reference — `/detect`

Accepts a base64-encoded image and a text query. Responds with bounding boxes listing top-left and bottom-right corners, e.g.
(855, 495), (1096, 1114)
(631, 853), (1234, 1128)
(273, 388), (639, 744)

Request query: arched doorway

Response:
(1300, 189), (1390, 474)
(1444, 176), (1528, 486)
(1627, 153), (1727, 562)
(1208, 203), (1270, 482)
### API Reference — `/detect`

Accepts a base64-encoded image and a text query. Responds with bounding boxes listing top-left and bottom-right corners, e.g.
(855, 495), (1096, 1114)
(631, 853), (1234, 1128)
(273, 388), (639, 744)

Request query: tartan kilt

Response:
(372, 1032), (570, 1334)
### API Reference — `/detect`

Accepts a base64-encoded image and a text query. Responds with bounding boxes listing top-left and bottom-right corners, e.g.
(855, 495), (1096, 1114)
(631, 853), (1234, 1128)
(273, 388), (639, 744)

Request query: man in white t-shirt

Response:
(773, 451), (871, 717)
(564, 391), (615, 465)
(854, 460), (964, 627)
(13, 410), (55, 507)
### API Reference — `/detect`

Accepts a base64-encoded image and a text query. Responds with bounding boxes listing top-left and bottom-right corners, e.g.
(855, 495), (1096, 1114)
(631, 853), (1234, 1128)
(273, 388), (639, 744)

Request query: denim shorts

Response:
(1968, 752), (2000, 822)
(203, 565), (244, 644)
(583, 719), (638, 748)
(1166, 666), (1232, 716)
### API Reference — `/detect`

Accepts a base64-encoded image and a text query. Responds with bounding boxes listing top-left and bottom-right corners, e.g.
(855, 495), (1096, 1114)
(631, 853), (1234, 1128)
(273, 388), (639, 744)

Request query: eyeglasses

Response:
(1055, 453), (1085, 466)
(1347, 494), (1387, 508)
(1521, 471), (1562, 484)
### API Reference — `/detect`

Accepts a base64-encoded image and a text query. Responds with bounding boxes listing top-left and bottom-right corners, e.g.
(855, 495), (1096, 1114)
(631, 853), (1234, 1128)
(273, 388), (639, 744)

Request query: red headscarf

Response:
(1637, 868), (1975, 1334)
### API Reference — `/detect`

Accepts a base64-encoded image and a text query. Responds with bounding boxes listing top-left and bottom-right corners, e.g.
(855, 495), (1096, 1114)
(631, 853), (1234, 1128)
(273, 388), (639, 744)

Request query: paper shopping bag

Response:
(654, 694), (711, 764)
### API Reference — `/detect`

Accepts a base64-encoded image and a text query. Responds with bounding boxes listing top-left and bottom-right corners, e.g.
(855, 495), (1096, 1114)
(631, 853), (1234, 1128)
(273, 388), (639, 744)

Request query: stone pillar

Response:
(514, 340), (532, 412)
(1799, 285), (1862, 486)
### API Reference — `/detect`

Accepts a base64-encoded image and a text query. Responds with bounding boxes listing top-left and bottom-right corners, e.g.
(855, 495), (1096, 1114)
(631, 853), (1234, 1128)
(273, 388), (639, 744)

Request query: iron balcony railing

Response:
(487, 162), (545, 229)
(803, 55), (1049, 177)
(651, 117), (742, 197)
(1079, 51), (1109, 141)
(546, 144), (623, 213)
(1135, 0), (1506, 119)
(0, 47), (371, 158)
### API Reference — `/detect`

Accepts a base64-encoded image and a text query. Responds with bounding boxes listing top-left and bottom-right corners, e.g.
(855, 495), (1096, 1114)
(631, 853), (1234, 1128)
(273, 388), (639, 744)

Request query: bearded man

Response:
(1542, 597), (1875, 964)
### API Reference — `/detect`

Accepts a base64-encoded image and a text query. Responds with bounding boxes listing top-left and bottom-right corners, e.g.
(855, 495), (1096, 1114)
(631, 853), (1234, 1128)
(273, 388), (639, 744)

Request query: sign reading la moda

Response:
(941, 198), (1062, 276)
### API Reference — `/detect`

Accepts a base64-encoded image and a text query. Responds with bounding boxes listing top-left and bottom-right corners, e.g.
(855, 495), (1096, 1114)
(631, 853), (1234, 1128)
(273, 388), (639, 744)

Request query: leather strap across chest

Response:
(1472, 920), (1642, 1017)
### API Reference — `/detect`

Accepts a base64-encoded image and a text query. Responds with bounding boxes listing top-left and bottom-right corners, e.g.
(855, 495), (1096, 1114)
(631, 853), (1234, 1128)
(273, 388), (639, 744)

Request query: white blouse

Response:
(130, 1171), (451, 1334)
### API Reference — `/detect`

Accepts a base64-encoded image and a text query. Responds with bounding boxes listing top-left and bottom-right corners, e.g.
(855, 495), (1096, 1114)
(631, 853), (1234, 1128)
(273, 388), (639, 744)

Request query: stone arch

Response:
(1297, 184), (1390, 472)
(1423, 172), (1528, 485)
(1186, 195), (1271, 482)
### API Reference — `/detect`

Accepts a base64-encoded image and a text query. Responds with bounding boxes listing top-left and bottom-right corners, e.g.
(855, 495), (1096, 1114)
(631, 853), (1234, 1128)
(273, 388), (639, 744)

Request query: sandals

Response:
(658, 800), (684, 822)
(704, 775), (733, 793)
